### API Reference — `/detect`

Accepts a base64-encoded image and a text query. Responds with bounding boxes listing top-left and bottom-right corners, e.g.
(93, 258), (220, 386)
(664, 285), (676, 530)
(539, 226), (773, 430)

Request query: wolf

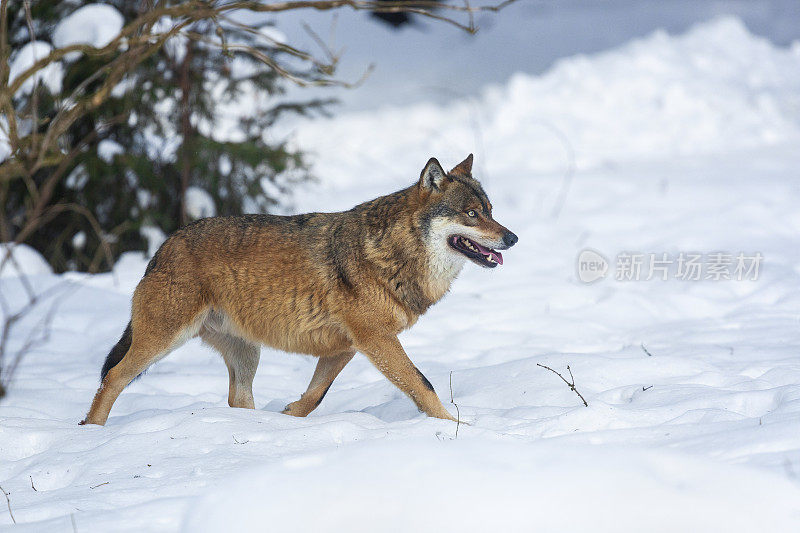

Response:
(81, 154), (517, 425)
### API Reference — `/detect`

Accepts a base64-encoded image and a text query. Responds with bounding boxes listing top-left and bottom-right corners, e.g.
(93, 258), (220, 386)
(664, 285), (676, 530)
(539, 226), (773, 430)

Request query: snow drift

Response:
(0, 244), (52, 279)
(183, 439), (800, 533)
(291, 17), (800, 192)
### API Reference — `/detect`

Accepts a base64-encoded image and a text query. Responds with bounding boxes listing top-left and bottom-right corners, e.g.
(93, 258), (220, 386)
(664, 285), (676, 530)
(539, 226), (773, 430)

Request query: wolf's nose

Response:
(503, 231), (518, 247)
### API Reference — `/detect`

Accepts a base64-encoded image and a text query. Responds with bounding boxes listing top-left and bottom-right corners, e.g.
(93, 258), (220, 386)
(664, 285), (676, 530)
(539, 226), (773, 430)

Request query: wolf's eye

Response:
(467, 210), (476, 217)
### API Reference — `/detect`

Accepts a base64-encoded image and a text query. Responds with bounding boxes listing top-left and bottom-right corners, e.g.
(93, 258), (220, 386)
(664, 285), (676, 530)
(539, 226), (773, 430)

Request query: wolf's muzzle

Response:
(503, 231), (518, 247)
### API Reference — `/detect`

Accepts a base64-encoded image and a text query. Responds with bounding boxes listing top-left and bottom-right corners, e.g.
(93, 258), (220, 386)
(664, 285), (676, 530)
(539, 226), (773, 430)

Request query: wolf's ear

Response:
(450, 153), (473, 175)
(419, 157), (447, 192)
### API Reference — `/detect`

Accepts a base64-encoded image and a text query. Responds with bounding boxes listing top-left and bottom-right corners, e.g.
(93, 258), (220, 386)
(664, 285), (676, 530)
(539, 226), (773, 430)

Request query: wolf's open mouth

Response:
(448, 235), (503, 268)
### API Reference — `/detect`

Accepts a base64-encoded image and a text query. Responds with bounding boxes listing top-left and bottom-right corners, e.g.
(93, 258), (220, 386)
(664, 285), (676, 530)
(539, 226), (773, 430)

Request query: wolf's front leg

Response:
(283, 350), (355, 417)
(352, 332), (457, 422)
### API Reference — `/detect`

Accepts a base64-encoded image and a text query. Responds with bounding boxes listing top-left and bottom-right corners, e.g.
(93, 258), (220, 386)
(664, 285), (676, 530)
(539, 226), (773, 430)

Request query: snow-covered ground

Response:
(3, 17), (800, 532)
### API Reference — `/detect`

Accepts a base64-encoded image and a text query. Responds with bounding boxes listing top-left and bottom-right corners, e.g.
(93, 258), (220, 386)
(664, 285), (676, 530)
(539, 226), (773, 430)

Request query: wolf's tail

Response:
(101, 321), (133, 381)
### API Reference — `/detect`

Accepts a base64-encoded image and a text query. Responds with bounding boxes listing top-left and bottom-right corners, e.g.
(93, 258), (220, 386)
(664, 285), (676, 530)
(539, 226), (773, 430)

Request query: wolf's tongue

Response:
(472, 241), (503, 265)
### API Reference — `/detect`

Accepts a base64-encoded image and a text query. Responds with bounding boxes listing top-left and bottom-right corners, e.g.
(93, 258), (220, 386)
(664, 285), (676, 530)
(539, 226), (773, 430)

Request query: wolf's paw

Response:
(446, 413), (471, 426)
(431, 408), (471, 425)
(281, 401), (309, 417)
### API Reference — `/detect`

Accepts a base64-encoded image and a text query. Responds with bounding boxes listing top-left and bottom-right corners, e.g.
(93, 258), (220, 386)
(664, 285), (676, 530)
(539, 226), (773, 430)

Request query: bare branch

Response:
(7, 0), (517, 95)
(449, 370), (461, 438)
(2, 0), (517, 185)
(22, 1), (40, 162)
(302, 21), (337, 65)
(12, 114), (127, 249)
(217, 14), (317, 63)
(4, 282), (73, 381)
(537, 363), (588, 407)
(0, 245), (37, 301)
(0, 279), (74, 396)
(0, 485), (14, 524)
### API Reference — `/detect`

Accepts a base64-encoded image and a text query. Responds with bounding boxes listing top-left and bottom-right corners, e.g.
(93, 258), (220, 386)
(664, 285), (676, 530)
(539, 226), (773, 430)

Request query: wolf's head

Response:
(417, 154), (517, 274)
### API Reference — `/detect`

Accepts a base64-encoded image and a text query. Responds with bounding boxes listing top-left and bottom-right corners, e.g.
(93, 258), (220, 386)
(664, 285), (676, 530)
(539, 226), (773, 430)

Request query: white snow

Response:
(140, 226), (167, 258)
(111, 76), (136, 98)
(184, 439), (800, 533)
(8, 41), (63, 96)
(2, 17), (800, 532)
(287, 16), (800, 191)
(183, 187), (216, 220)
(53, 4), (124, 59)
(259, 25), (288, 45)
(0, 243), (53, 279)
(151, 16), (188, 64)
(64, 164), (88, 190)
(71, 232), (87, 251)
(97, 139), (124, 163)
(0, 117), (9, 164)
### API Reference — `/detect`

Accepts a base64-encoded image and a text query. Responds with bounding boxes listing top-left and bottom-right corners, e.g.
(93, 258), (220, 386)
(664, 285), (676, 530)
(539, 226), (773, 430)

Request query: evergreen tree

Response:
(2, 0), (473, 273)
(5, 0), (329, 272)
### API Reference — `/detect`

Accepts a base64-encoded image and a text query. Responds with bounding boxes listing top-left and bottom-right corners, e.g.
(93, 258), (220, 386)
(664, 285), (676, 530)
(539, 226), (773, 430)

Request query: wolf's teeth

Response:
(459, 237), (481, 253)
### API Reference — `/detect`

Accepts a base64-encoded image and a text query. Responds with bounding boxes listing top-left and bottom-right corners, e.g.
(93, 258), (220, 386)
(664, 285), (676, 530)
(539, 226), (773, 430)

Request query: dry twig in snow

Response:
(537, 363), (588, 407)
(0, 485), (15, 524)
(449, 370), (461, 438)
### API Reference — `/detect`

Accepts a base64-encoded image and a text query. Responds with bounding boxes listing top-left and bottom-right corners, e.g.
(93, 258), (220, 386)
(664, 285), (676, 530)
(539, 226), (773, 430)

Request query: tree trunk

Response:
(178, 40), (193, 226)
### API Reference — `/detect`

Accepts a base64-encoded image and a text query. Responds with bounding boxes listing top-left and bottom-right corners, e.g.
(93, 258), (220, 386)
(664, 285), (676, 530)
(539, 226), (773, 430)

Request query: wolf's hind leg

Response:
(82, 325), (191, 426)
(283, 350), (355, 417)
(200, 328), (260, 409)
